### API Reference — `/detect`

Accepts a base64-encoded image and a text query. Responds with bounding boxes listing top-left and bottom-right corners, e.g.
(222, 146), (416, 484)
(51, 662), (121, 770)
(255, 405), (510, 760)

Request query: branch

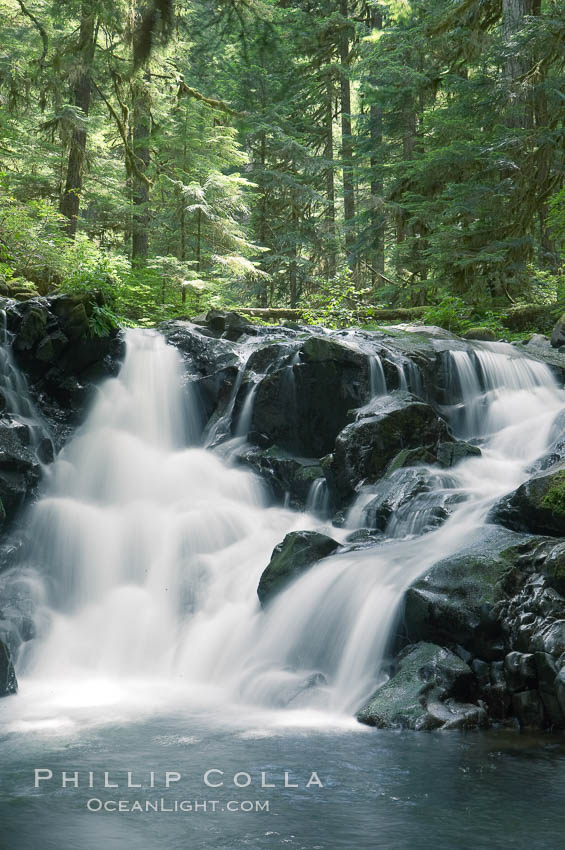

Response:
(92, 81), (152, 188)
(177, 81), (248, 118)
(362, 260), (411, 287)
(16, 0), (48, 66)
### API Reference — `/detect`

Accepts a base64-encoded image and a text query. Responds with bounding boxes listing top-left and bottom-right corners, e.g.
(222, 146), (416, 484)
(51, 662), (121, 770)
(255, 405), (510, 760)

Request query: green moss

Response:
(541, 470), (565, 515)
(462, 327), (498, 341)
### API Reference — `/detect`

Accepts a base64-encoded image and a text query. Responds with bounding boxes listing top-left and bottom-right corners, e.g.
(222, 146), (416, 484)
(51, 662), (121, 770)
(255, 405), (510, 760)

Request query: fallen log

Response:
(237, 306), (429, 322)
(237, 308), (303, 319)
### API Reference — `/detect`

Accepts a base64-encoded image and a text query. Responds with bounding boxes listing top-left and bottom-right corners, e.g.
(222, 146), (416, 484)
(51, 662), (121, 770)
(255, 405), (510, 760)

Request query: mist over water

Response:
(3, 330), (565, 732)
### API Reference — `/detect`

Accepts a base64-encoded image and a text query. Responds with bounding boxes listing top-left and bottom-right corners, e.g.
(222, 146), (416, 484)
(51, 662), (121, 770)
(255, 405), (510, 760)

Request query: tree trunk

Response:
(131, 71), (151, 264)
(370, 7), (384, 286)
(503, 0), (533, 128)
(196, 207), (202, 273)
(257, 129), (268, 306)
(324, 76), (336, 279)
(289, 205), (299, 307)
(339, 0), (355, 272)
(59, 5), (96, 237)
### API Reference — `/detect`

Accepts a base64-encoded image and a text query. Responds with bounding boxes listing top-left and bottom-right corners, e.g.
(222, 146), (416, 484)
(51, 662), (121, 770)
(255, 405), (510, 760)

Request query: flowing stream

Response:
(4, 331), (565, 721)
(2, 330), (565, 848)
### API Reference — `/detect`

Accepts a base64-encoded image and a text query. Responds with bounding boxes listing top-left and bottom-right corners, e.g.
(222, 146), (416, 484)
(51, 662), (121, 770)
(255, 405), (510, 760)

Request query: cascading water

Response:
(234, 341), (565, 713)
(4, 331), (565, 727)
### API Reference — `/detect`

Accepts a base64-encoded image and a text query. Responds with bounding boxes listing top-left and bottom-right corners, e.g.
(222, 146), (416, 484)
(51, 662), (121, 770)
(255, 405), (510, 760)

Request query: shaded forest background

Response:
(0, 0), (564, 330)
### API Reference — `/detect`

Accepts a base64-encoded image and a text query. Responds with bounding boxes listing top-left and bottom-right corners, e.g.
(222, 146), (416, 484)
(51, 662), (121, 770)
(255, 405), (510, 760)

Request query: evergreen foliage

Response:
(0, 0), (563, 327)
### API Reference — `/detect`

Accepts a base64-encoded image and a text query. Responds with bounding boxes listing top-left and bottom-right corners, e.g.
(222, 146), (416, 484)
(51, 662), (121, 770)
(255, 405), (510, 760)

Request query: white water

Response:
(5, 332), (565, 728)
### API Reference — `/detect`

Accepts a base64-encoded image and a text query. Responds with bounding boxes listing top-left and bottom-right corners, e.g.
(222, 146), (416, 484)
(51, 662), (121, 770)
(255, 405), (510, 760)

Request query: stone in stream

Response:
(401, 527), (526, 661)
(0, 638), (17, 697)
(257, 530), (340, 606)
(491, 465), (565, 537)
(328, 391), (451, 502)
(236, 445), (325, 510)
(357, 642), (486, 730)
(0, 420), (41, 520)
(387, 440), (481, 473)
(251, 335), (370, 458)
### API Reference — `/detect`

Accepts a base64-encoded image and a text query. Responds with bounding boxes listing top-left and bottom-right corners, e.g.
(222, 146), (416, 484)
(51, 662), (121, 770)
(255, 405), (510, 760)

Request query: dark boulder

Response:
(551, 315), (565, 349)
(206, 309), (258, 341)
(0, 419), (41, 519)
(8, 293), (125, 446)
(387, 440), (480, 473)
(329, 392), (451, 502)
(512, 689), (546, 729)
(402, 527), (525, 659)
(492, 466), (565, 537)
(237, 445), (326, 510)
(257, 530), (340, 605)
(354, 466), (459, 536)
(357, 642), (486, 730)
(504, 651), (537, 692)
(250, 336), (370, 458)
(0, 638), (17, 697)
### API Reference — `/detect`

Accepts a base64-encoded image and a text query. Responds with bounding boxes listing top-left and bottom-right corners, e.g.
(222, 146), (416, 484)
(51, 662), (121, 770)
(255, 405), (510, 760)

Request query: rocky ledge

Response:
(3, 304), (565, 725)
(158, 310), (565, 732)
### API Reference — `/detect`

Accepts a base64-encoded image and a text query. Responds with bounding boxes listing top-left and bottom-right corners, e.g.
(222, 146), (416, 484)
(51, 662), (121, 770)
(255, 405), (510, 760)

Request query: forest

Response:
(0, 0), (564, 331)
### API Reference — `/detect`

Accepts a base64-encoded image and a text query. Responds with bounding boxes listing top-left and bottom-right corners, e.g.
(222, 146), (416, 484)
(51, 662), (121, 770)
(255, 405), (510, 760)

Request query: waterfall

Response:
(0, 310), (51, 454)
(6, 331), (565, 723)
(305, 478), (330, 518)
(368, 355), (387, 396)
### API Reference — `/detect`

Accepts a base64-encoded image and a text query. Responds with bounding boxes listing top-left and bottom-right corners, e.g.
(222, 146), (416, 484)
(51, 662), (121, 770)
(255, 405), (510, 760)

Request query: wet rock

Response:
(512, 690), (545, 729)
(357, 467), (459, 536)
(357, 642), (484, 730)
(531, 620), (565, 656)
(276, 672), (328, 708)
(0, 638), (17, 697)
(0, 419), (41, 519)
(436, 441), (481, 467)
(251, 336), (370, 458)
(482, 661), (512, 720)
(257, 530), (340, 605)
(492, 466), (565, 537)
(206, 309), (257, 341)
(471, 659), (490, 688)
(425, 696), (488, 730)
(13, 304), (48, 352)
(386, 440), (480, 473)
(554, 668), (565, 716)
(7, 293), (125, 446)
(551, 315), (565, 349)
(237, 445), (325, 509)
(330, 392), (450, 502)
(402, 528), (523, 659)
(160, 320), (239, 373)
(504, 651), (537, 692)
(527, 334), (550, 349)
(535, 653), (563, 726)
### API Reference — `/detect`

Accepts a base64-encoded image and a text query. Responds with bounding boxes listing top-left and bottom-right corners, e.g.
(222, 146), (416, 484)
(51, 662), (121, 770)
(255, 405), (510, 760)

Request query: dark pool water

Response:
(1, 709), (565, 850)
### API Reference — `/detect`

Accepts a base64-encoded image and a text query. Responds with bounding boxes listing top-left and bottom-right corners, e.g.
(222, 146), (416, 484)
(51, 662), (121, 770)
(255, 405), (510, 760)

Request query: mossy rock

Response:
(330, 392), (450, 500)
(502, 304), (556, 334)
(257, 530), (340, 605)
(402, 526), (525, 659)
(492, 466), (565, 536)
(357, 642), (481, 730)
(5, 277), (40, 300)
(462, 327), (498, 341)
(387, 440), (480, 474)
